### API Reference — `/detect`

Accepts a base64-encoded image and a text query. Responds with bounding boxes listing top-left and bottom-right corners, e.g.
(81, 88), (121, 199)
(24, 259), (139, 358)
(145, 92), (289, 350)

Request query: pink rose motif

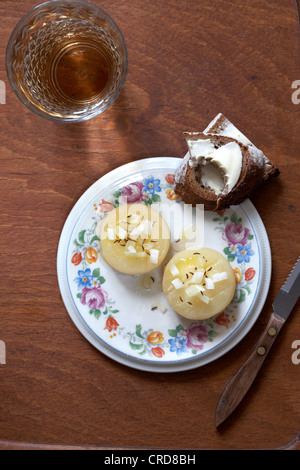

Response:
(120, 182), (144, 203)
(185, 323), (208, 351)
(80, 286), (108, 310)
(223, 222), (250, 246)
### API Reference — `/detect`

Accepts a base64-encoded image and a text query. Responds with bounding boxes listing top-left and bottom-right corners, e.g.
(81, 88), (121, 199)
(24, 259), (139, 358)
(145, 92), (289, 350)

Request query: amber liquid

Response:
(10, 5), (127, 120)
(50, 39), (111, 103)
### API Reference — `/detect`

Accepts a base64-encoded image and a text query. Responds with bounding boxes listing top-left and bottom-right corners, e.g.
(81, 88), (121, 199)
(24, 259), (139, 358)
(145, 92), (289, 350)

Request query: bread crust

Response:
(174, 116), (279, 211)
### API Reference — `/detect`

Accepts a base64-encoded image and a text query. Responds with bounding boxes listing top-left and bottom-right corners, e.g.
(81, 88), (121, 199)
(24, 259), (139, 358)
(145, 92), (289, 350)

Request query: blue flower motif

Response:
(168, 335), (188, 356)
(143, 175), (161, 195)
(75, 268), (94, 289)
(236, 243), (254, 263)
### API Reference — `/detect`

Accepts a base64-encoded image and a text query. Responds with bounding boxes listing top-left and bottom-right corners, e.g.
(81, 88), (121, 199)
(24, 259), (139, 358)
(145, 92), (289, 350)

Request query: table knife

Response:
(215, 256), (300, 427)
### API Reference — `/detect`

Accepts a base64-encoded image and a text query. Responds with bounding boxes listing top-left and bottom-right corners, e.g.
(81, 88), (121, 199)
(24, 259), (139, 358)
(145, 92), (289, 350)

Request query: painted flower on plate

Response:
(120, 181), (144, 203)
(71, 252), (82, 266)
(166, 188), (179, 200)
(104, 316), (119, 332)
(80, 285), (108, 310)
(85, 247), (98, 264)
(165, 174), (175, 185)
(147, 331), (164, 345)
(234, 267), (242, 284)
(99, 199), (114, 213)
(236, 243), (254, 263)
(223, 222), (250, 246)
(168, 335), (188, 355)
(74, 269), (94, 289)
(245, 267), (256, 281)
(152, 347), (165, 358)
(143, 176), (161, 195)
(215, 312), (230, 328)
(185, 323), (208, 351)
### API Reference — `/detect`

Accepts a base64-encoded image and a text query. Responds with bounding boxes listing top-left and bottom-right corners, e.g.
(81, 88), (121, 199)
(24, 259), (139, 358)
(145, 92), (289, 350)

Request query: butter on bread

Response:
(174, 114), (279, 211)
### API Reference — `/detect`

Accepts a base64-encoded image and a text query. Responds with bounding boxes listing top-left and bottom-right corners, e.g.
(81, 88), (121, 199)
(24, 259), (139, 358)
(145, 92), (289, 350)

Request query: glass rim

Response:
(5, 0), (128, 123)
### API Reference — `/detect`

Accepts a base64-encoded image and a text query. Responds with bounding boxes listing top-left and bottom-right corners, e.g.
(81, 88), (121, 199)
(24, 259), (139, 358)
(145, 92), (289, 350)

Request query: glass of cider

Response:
(6, 0), (128, 122)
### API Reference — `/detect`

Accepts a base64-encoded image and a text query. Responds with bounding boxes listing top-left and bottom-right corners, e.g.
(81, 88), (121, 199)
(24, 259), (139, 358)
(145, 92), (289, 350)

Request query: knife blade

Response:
(272, 257), (300, 319)
(215, 257), (300, 428)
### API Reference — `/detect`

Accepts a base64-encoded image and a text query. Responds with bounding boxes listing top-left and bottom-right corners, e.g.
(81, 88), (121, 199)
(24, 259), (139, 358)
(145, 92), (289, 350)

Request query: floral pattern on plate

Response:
(94, 173), (180, 211)
(125, 314), (232, 359)
(213, 210), (256, 303)
(68, 170), (259, 362)
(70, 173), (178, 325)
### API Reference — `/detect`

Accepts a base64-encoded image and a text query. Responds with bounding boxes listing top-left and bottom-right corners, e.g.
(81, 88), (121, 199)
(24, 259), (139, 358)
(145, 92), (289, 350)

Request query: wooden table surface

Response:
(0, 0), (300, 451)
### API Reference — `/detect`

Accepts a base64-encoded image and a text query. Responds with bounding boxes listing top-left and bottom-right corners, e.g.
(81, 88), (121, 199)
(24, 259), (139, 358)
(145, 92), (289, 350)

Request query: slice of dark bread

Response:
(174, 116), (279, 211)
(204, 113), (279, 184)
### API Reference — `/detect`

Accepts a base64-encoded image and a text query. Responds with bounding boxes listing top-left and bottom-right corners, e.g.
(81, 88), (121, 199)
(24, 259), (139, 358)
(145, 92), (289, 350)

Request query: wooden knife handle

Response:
(215, 312), (285, 427)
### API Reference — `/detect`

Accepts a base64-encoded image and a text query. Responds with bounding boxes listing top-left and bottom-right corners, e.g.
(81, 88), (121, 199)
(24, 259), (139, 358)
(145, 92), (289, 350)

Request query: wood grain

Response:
(215, 312), (286, 427)
(0, 0), (300, 450)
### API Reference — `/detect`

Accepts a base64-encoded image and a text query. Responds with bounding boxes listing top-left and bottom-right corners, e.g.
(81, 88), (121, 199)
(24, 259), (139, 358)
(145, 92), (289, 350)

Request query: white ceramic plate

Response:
(57, 157), (271, 372)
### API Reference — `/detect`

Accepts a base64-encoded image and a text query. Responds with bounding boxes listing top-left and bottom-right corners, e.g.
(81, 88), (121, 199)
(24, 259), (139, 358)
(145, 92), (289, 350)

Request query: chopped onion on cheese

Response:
(150, 249), (159, 264)
(191, 270), (204, 283)
(170, 263), (180, 276)
(199, 294), (210, 304)
(172, 278), (184, 289)
(212, 271), (228, 282)
(115, 225), (127, 239)
(107, 227), (115, 240)
(205, 277), (215, 289)
(185, 284), (203, 297)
